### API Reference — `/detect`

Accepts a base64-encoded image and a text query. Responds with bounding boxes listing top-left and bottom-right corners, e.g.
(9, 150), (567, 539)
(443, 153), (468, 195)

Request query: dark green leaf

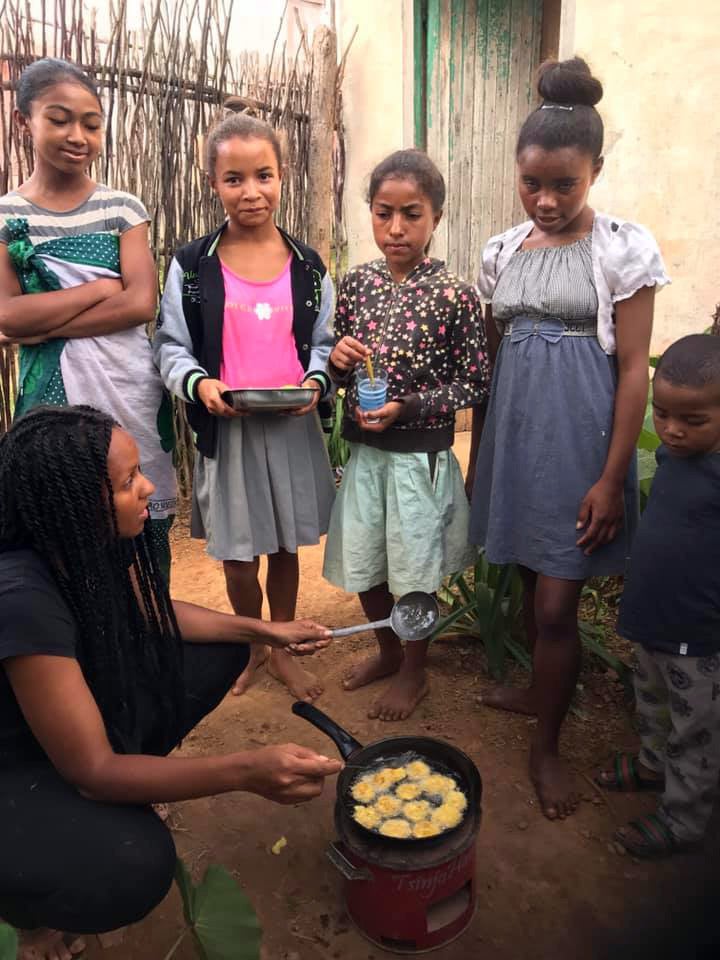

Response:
(174, 857), (197, 927)
(192, 865), (262, 960)
(434, 602), (478, 636)
(0, 925), (18, 960)
(474, 581), (493, 623)
(578, 621), (630, 676)
(450, 573), (474, 605)
(504, 636), (532, 670)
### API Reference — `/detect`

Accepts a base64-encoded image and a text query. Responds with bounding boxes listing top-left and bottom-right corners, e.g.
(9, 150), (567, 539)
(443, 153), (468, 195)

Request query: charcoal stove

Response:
(327, 796), (481, 953)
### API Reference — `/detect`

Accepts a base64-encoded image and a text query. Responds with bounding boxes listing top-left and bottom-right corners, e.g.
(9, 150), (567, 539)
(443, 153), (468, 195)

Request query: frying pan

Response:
(292, 701), (482, 846)
(329, 591), (439, 643)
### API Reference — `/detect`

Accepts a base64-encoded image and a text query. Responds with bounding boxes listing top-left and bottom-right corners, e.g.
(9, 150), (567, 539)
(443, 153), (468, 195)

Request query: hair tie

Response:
(541, 102), (574, 112)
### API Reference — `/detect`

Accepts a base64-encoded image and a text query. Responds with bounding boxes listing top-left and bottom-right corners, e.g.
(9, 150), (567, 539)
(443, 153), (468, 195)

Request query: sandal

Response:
(596, 753), (665, 792)
(614, 814), (693, 860)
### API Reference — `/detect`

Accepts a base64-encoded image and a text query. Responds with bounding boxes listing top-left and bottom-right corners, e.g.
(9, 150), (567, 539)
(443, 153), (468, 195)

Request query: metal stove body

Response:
(328, 800), (480, 954)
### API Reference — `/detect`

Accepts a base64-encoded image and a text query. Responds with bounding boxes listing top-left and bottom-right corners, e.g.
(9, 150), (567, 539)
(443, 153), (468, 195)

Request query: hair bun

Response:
(537, 57), (603, 108)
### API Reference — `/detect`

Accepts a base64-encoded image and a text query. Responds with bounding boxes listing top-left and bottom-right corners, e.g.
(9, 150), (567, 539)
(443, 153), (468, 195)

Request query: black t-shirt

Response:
(0, 548), (78, 764)
(618, 447), (720, 657)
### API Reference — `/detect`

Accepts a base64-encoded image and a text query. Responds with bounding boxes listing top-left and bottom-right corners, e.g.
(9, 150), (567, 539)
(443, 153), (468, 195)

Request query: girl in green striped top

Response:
(0, 58), (175, 579)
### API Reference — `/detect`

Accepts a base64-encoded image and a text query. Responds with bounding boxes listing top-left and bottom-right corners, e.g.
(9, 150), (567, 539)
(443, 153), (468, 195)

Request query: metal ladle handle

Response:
(330, 617), (392, 638)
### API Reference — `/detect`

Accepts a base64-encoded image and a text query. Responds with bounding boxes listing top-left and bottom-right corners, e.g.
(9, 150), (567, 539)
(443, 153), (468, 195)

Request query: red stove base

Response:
(333, 841), (476, 954)
(329, 801), (480, 954)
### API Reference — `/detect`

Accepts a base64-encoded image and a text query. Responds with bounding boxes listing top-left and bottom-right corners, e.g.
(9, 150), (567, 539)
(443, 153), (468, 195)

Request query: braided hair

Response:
(0, 405), (184, 753)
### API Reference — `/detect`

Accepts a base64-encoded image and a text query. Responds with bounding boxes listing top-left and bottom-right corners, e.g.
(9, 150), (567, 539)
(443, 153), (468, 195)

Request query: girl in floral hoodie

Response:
(323, 149), (490, 721)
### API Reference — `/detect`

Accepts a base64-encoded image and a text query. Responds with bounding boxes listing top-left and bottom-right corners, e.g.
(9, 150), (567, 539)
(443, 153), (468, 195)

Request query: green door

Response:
(415, 0), (543, 280)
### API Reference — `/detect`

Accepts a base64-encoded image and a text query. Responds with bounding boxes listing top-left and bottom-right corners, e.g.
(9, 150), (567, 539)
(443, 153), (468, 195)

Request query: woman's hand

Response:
(576, 478), (624, 555)
(355, 401), (403, 433)
(236, 743), (343, 804)
(290, 379), (321, 417)
(197, 378), (243, 418)
(330, 336), (370, 373)
(265, 619), (332, 655)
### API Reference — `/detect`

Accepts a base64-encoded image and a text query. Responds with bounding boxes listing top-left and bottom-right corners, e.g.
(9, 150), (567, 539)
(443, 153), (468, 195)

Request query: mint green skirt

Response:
(322, 443), (476, 596)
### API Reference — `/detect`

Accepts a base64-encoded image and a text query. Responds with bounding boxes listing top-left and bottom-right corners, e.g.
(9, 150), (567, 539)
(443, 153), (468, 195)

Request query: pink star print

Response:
(438, 325), (446, 336)
(470, 365), (478, 373)
(368, 320), (378, 330)
(373, 277), (383, 286)
(440, 404), (449, 413)
(406, 321), (416, 331)
(379, 344), (389, 355)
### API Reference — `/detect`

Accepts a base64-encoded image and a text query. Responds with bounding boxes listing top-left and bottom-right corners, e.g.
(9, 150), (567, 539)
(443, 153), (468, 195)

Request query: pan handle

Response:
(291, 701), (363, 760)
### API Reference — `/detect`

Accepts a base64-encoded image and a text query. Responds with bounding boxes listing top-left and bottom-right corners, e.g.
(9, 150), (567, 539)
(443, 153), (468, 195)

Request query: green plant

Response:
(168, 859), (262, 960)
(0, 924), (17, 960)
(326, 387), (351, 471)
(437, 555), (631, 683)
(0, 860), (261, 960)
(437, 555), (526, 681)
(637, 380), (661, 510)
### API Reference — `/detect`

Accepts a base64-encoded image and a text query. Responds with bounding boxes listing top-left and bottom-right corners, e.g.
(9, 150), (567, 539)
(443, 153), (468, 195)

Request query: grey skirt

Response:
(470, 316), (638, 579)
(191, 411), (336, 561)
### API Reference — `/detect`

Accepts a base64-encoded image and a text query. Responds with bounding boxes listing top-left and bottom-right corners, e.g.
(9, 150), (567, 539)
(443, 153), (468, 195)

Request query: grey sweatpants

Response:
(633, 644), (720, 843)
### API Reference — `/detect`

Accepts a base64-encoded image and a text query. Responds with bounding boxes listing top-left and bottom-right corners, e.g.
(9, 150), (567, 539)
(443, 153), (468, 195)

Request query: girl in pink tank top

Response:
(156, 113), (336, 703)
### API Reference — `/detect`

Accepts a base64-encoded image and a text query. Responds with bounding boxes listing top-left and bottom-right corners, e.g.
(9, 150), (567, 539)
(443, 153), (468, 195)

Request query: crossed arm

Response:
(0, 223), (156, 342)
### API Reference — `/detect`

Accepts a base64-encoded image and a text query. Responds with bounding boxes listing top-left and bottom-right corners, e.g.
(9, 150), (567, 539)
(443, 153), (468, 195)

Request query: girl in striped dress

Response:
(0, 58), (175, 577)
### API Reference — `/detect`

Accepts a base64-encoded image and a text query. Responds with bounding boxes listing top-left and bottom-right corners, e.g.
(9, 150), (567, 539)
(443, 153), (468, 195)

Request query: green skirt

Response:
(322, 443), (475, 596)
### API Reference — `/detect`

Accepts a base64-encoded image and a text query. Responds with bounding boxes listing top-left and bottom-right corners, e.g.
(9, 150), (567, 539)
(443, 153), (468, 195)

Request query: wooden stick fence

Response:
(0, 0), (347, 493)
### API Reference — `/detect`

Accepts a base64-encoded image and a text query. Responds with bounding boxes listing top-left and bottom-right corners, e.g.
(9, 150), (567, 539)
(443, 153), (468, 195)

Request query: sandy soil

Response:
(86, 435), (718, 960)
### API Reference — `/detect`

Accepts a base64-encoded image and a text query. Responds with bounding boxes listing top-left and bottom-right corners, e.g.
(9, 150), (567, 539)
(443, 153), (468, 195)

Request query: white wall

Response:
(561, 0), (719, 349)
(337, 0), (410, 265)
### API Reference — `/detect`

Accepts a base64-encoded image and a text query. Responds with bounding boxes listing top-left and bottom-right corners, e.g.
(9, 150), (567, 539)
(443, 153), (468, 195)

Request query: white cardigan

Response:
(478, 213), (670, 355)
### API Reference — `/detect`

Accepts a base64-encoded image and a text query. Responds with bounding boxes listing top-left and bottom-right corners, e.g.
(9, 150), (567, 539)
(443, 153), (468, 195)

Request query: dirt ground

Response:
(89, 435), (718, 960)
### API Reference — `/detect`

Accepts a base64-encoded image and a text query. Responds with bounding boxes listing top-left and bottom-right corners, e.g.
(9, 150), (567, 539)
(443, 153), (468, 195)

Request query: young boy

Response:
(598, 333), (720, 858)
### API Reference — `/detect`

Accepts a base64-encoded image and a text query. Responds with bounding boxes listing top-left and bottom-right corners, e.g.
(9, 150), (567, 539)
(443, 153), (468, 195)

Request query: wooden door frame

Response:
(413, 0), (562, 149)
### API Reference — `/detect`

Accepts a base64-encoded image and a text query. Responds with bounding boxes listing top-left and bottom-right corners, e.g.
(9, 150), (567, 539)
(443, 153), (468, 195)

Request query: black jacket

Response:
(154, 222), (332, 458)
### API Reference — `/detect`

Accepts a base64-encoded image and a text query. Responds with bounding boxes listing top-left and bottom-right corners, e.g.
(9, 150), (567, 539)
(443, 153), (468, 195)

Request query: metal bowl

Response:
(221, 387), (315, 412)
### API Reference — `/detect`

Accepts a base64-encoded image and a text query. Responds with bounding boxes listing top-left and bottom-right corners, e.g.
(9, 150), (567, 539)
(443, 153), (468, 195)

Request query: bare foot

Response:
(232, 644), (270, 695)
(342, 650), (404, 692)
(368, 666), (429, 721)
(19, 930), (85, 960)
(477, 685), (537, 716)
(529, 742), (581, 820)
(268, 649), (324, 701)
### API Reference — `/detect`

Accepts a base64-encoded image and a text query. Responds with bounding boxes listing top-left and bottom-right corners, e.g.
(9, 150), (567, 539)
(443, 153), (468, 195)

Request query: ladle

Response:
(330, 591), (439, 643)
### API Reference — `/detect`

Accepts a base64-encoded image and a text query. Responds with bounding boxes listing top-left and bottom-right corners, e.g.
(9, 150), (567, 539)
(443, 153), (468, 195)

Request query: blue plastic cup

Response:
(356, 366), (388, 423)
